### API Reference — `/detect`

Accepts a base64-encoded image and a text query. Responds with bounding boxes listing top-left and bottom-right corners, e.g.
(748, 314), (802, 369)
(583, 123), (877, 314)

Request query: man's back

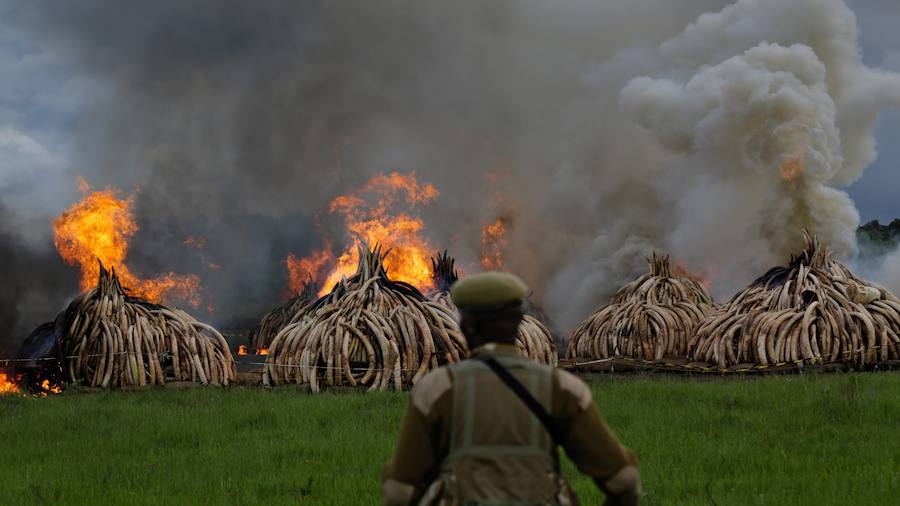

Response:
(383, 343), (640, 505)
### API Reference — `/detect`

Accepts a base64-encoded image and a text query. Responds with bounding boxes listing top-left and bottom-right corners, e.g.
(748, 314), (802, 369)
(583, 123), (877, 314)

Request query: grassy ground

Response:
(0, 372), (898, 505)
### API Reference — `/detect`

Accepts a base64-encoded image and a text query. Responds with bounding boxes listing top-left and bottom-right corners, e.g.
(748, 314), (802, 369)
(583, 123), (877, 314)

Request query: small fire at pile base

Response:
(19, 263), (235, 389)
(567, 253), (715, 362)
(263, 244), (466, 392)
(247, 282), (316, 353)
(689, 232), (900, 368)
(428, 251), (558, 366)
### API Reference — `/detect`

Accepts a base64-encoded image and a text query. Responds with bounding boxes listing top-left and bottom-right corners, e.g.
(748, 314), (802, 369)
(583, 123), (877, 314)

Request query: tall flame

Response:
(53, 179), (203, 307)
(287, 171), (438, 295)
(481, 217), (508, 271)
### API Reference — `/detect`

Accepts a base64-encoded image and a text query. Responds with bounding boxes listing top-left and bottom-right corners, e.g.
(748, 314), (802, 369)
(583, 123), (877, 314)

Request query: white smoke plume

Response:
(545, 0), (900, 327)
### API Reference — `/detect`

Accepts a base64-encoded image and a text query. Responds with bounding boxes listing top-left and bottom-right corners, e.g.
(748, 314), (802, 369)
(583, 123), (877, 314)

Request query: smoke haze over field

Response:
(1, 0), (899, 351)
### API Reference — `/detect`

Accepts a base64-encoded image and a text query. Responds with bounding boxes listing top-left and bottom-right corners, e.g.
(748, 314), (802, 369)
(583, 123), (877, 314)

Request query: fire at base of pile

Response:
(248, 283), (315, 351)
(19, 264), (235, 389)
(262, 245), (467, 391)
(567, 254), (715, 361)
(689, 233), (900, 368)
(428, 251), (558, 366)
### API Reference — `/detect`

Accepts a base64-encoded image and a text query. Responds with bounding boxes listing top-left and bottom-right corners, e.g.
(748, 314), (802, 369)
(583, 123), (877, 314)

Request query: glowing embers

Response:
(0, 372), (62, 397)
(568, 253), (716, 362)
(237, 345), (267, 356)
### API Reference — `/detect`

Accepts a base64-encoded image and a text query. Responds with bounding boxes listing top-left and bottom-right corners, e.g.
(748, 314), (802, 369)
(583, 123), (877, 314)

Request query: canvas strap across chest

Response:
(439, 356), (561, 504)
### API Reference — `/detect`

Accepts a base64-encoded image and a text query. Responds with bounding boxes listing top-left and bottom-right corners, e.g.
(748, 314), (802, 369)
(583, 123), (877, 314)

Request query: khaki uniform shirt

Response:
(382, 343), (640, 505)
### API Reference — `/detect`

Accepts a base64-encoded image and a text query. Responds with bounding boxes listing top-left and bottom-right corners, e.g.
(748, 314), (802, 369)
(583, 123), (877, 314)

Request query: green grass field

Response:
(1, 373), (898, 505)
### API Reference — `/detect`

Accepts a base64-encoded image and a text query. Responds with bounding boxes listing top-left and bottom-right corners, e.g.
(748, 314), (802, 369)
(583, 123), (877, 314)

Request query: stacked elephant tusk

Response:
(428, 251), (559, 366)
(263, 244), (467, 391)
(567, 253), (715, 361)
(58, 262), (235, 387)
(249, 282), (315, 351)
(689, 232), (900, 368)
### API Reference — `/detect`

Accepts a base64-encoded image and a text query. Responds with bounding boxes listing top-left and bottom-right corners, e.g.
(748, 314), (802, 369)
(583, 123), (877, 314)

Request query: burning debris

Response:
(263, 244), (466, 391)
(21, 263), (235, 389)
(689, 233), (900, 368)
(567, 253), (715, 361)
(0, 372), (19, 395)
(429, 251), (558, 366)
(247, 281), (316, 352)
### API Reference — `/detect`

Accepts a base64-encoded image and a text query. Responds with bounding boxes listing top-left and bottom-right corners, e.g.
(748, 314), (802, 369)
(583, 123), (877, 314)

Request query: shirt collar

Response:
(471, 342), (520, 357)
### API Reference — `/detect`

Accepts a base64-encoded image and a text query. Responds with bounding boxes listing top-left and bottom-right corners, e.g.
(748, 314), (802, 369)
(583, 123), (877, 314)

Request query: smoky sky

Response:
(1, 0), (899, 349)
(0, 203), (77, 355)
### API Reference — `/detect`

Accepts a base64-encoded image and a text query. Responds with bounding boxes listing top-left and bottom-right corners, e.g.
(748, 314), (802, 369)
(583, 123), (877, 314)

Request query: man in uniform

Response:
(382, 272), (641, 505)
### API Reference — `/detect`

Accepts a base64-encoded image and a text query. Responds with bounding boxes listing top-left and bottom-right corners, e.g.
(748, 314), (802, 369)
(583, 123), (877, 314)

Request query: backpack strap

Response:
(473, 354), (564, 446)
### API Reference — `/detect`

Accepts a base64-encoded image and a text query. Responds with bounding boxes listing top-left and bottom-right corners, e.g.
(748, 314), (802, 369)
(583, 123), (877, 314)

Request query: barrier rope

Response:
(2, 343), (896, 383)
(564, 343), (899, 375)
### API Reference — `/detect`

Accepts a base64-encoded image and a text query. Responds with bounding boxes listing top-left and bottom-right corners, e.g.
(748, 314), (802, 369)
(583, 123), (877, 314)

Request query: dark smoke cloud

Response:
(2, 0), (723, 331)
(2, 0), (897, 341)
(0, 204), (78, 354)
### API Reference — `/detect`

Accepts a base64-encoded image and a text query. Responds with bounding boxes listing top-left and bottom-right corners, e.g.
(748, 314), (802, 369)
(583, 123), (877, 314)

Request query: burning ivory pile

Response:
(567, 253), (715, 361)
(428, 251), (558, 366)
(50, 263), (235, 388)
(248, 282), (316, 351)
(689, 233), (900, 368)
(263, 245), (467, 391)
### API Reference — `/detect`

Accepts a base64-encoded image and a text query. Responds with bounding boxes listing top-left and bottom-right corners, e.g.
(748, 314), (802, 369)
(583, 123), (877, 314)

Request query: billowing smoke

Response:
(1, 0), (898, 345)
(546, 0), (900, 326)
(621, 42), (857, 287)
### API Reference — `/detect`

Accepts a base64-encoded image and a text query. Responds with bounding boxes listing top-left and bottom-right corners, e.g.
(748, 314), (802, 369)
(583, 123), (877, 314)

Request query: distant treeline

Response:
(858, 220), (900, 256)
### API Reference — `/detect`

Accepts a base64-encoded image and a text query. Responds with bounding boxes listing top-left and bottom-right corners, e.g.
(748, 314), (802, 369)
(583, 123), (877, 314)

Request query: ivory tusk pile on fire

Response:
(262, 244), (467, 391)
(22, 262), (235, 389)
(688, 232), (900, 368)
(428, 251), (558, 366)
(248, 281), (316, 351)
(566, 253), (715, 362)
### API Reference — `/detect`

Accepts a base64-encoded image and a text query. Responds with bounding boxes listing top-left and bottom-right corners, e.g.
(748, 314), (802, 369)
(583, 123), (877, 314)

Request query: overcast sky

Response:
(843, 0), (900, 223)
(1, 0), (898, 224)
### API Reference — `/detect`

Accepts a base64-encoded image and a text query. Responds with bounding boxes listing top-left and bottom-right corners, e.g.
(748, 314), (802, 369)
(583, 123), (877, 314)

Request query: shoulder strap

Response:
(473, 354), (563, 446)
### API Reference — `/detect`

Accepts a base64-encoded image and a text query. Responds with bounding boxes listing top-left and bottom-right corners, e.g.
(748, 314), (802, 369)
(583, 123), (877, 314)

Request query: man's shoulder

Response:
(410, 367), (453, 416)
(553, 368), (593, 411)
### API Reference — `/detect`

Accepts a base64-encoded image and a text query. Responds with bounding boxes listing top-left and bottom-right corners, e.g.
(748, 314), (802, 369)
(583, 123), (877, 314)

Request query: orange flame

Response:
(0, 372), (20, 395)
(286, 247), (332, 296)
(481, 217), (508, 271)
(237, 345), (267, 356)
(0, 373), (62, 397)
(53, 179), (203, 307)
(40, 380), (62, 395)
(288, 171), (438, 295)
(673, 262), (713, 291)
(183, 236), (206, 250)
(778, 157), (805, 184)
